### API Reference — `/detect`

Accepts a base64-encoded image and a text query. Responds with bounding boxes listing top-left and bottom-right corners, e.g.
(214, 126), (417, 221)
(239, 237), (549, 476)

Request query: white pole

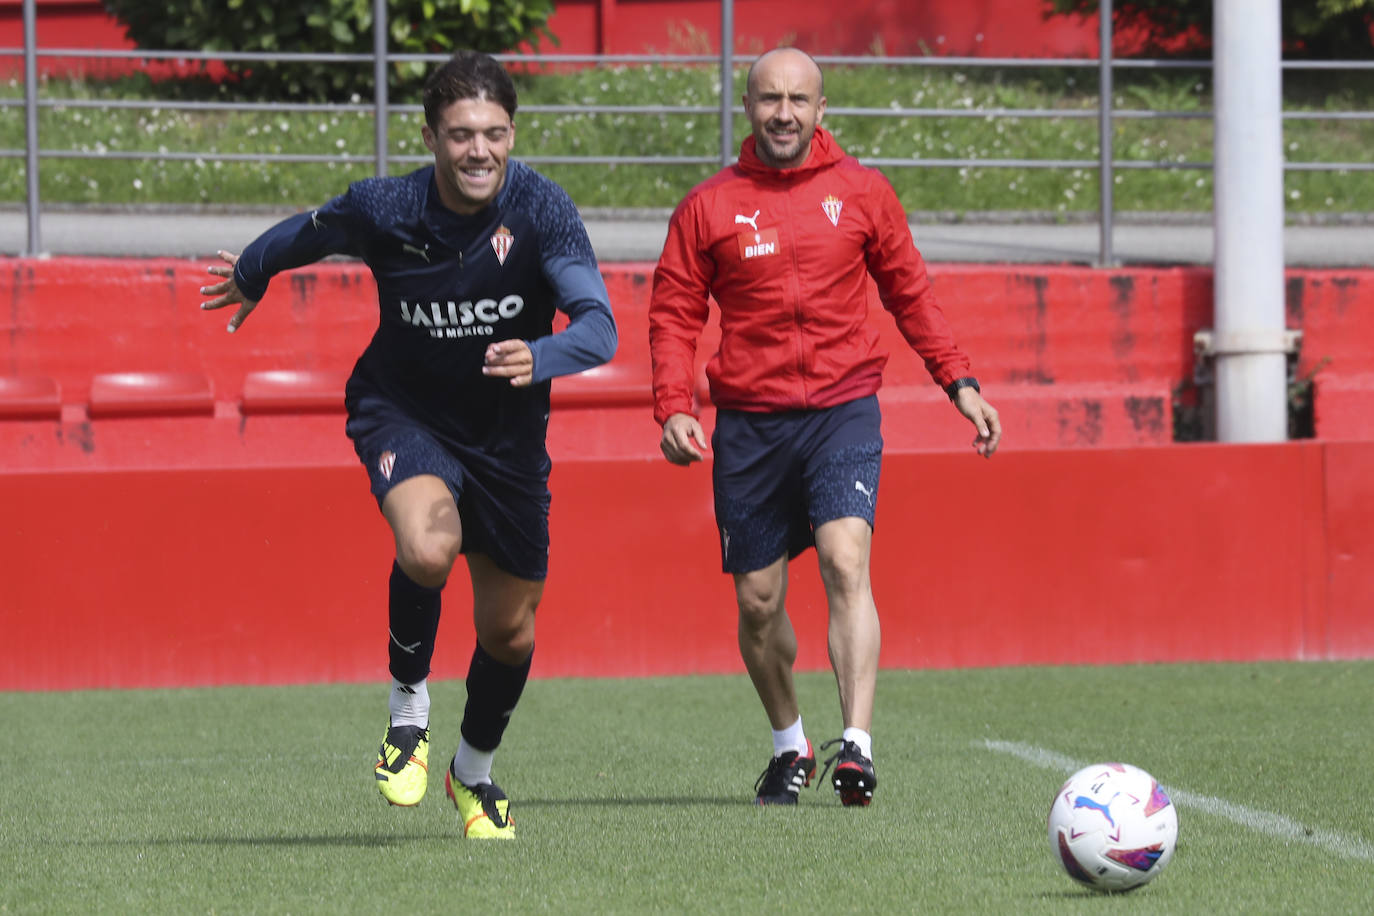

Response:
(1213, 0), (1287, 442)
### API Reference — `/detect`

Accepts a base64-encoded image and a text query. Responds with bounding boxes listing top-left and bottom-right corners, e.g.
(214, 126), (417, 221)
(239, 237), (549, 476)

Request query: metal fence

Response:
(2, 0), (1373, 263)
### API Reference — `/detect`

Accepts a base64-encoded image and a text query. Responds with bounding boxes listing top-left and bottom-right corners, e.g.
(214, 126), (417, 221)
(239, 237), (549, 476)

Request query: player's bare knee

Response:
(395, 538), (459, 587)
(817, 551), (868, 598)
(735, 584), (783, 631)
(476, 617), (535, 664)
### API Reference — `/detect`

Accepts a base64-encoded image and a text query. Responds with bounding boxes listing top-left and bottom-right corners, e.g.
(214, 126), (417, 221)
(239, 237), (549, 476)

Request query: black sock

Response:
(387, 561), (442, 685)
(459, 642), (533, 752)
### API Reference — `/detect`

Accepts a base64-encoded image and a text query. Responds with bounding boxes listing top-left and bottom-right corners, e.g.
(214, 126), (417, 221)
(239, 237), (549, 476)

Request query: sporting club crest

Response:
(378, 450), (396, 481)
(821, 195), (843, 227)
(490, 225), (514, 265)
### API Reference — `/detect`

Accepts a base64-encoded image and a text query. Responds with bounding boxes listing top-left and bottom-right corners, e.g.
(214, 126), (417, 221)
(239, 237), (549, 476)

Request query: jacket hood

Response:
(737, 126), (845, 178)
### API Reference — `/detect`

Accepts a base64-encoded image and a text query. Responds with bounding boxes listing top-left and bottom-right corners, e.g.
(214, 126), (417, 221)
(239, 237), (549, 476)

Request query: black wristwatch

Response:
(944, 377), (980, 401)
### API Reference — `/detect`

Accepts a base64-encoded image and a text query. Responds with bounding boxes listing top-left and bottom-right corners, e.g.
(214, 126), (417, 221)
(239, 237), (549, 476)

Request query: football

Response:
(1047, 762), (1178, 892)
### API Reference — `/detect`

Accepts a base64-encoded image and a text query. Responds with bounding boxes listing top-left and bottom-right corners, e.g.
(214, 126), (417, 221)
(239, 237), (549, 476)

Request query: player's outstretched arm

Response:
(953, 387), (1002, 458)
(660, 412), (709, 466)
(199, 250), (261, 333)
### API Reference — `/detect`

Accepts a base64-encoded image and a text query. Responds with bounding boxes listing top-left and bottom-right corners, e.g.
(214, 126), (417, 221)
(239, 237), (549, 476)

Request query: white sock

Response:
(843, 726), (873, 760)
(388, 677), (430, 728)
(450, 738), (495, 787)
(772, 715), (808, 757)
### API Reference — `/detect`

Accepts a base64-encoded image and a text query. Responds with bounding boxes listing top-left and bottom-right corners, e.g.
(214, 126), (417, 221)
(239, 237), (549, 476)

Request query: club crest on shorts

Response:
(822, 195), (843, 227)
(378, 450), (396, 481)
(490, 225), (514, 265)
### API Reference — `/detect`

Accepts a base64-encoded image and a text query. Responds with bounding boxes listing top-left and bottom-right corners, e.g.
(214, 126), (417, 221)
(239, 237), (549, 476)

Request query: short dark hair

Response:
(423, 50), (518, 128)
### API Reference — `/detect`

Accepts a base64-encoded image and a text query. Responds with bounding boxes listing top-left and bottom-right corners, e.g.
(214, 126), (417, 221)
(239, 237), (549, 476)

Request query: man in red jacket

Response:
(649, 47), (1000, 808)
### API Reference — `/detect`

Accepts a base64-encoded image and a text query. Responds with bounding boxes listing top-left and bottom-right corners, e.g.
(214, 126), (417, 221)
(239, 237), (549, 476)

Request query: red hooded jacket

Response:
(649, 127), (972, 426)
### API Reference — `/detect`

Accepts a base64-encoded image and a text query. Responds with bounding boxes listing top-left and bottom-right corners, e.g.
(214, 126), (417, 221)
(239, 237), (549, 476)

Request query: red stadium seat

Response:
(241, 369), (349, 414)
(88, 371), (214, 418)
(0, 376), (62, 420)
(551, 360), (653, 409)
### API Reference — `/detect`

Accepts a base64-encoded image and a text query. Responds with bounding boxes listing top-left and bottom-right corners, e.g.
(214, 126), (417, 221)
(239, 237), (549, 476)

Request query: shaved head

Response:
(742, 47), (827, 169)
(745, 47), (824, 98)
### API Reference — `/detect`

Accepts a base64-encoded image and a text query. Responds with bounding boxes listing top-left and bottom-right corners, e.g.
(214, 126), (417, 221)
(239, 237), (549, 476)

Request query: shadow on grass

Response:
(516, 795), (770, 808)
(83, 833), (458, 847)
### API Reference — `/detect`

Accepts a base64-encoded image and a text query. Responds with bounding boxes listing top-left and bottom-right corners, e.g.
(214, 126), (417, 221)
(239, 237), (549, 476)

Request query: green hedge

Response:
(103, 0), (556, 99)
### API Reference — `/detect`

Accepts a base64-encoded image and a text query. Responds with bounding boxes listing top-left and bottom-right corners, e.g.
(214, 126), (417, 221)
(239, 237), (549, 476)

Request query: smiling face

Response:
(743, 48), (826, 170)
(422, 96), (515, 215)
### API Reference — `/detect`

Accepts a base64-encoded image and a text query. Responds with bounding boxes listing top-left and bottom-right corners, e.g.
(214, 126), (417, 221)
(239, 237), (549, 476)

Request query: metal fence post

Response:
(719, 0), (734, 167)
(22, 0), (41, 255)
(1098, 0), (1114, 267)
(373, 0), (389, 177)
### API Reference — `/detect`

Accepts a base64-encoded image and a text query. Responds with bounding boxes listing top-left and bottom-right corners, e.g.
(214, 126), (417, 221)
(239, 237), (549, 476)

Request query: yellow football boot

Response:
(445, 769), (516, 838)
(374, 723), (429, 806)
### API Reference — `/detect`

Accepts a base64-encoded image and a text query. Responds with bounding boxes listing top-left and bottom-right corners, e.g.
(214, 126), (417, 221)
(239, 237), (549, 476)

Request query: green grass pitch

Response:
(2, 661), (1371, 913)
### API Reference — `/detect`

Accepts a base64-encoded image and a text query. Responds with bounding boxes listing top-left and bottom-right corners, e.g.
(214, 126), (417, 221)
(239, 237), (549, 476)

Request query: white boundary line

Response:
(980, 739), (1374, 863)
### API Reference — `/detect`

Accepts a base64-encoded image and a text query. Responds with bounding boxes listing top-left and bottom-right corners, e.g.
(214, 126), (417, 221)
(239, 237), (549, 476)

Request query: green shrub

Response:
(1046, 0), (1374, 59)
(102, 0), (557, 99)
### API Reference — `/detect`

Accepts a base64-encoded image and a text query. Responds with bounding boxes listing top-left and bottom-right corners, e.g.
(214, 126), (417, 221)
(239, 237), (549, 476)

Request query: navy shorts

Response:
(711, 395), (883, 574)
(346, 395), (551, 581)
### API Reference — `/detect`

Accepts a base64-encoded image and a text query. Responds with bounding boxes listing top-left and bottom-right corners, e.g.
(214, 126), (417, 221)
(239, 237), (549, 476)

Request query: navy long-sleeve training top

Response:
(233, 162), (618, 470)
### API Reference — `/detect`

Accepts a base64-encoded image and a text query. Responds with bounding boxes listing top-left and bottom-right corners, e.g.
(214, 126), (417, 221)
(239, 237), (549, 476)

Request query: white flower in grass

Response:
(1289, 189), (1301, 200)
(132, 178), (143, 190)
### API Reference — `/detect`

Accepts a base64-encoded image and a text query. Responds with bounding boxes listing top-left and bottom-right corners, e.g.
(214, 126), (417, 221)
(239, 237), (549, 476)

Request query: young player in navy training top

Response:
(198, 50), (617, 838)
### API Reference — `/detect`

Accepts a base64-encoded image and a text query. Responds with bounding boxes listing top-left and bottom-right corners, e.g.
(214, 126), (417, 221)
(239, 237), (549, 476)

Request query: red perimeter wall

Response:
(2, 255), (1374, 689)
(2, 442), (1372, 691)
